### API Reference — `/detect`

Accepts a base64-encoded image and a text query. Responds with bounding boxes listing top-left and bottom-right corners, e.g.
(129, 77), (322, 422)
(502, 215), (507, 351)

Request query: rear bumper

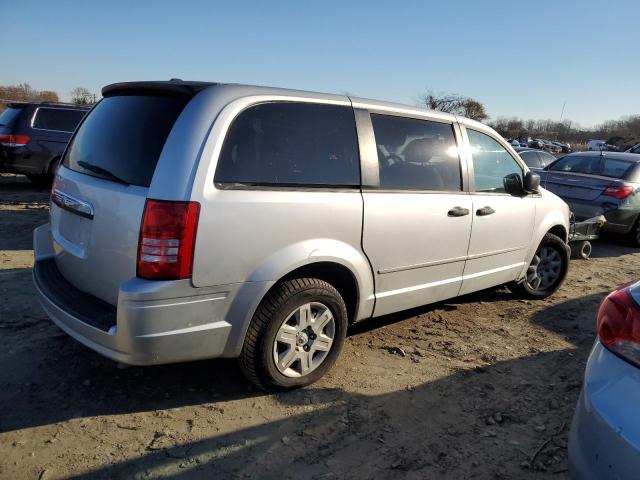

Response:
(568, 342), (640, 479)
(33, 224), (273, 365)
(601, 208), (638, 234)
(566, 200), (638, 235)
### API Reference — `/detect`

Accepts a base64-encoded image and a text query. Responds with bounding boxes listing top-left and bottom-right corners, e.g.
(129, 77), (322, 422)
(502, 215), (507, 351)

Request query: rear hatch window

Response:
(549, 155), (634, 179)
(63, 95), (189, 187)
(32, 108), (86, 132)
(0, 107), (24, 132)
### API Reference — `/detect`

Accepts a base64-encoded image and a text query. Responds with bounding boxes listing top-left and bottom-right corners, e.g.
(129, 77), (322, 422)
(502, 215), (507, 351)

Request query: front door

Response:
(360, 112), (473, 316)
(460, 128), (536, 295)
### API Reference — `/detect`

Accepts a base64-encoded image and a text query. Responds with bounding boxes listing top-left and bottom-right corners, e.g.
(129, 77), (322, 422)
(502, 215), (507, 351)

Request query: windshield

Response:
(63, 95), (189, 187)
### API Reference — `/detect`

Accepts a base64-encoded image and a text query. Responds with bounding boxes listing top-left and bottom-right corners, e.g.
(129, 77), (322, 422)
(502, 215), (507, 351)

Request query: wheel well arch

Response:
(547, 224), (568, 243)
(279, 262), (360, 324)
(47, 155), (62, 175)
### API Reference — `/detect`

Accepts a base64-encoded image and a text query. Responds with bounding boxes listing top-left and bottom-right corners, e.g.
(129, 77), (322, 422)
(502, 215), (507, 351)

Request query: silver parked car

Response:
(569, 281), (640, 479)
(33, 80), (570, 390)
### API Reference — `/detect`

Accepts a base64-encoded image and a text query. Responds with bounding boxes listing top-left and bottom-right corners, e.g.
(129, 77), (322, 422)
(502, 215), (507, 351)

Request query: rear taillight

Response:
(0, 134), (30, 147)
(597, 286), (640, 367)
(602, 185), (634, 200)
(137, 199), (200, 280)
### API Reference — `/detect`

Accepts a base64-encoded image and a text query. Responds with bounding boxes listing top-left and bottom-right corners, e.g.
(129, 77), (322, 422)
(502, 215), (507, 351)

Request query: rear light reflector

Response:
(0, 134), (30, 147)
(597, 286), (640, 367)
(137, 199), (200, 280)
(602, 185), (634, 200)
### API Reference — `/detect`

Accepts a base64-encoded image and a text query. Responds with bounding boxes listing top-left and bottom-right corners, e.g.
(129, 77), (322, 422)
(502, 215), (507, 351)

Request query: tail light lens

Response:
(0, 134), (30, 147)
(602, 185), (634, 199)
(597, 286), (640, 367)
(137, 199), (200, 280)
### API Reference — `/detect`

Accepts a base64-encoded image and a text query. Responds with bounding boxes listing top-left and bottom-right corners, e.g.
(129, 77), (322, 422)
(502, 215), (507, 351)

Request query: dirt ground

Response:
(1, 173), (639, 480)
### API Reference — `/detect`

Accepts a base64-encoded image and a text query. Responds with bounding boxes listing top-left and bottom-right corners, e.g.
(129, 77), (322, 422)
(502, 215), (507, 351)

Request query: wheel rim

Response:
(273, 302), (335, 378)
(526, 246), (562, 291)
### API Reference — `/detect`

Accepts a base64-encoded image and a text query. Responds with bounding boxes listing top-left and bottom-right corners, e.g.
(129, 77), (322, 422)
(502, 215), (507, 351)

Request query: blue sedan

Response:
(569, 281), (640, 478)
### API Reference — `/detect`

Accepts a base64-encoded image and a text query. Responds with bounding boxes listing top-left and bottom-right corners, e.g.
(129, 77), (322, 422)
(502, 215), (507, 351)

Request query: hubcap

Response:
(273, 302), (335, 378)
(526, 246), (562, 291)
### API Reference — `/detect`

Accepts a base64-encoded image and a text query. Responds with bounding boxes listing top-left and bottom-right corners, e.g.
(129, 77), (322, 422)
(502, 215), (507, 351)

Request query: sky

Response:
(1, 0), (638, 127)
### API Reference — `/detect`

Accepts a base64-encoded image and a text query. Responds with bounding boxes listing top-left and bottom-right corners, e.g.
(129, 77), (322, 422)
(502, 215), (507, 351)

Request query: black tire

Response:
(510, 233), (570, 299)
(570, 240), (592, 260)
(628, 217), (640, 247)
(239, 277), (348, 391)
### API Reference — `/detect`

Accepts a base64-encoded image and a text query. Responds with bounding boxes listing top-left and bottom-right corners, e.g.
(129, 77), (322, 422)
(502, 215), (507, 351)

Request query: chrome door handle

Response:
(476, 206), (495, 216)
(447, 206), (470, 217)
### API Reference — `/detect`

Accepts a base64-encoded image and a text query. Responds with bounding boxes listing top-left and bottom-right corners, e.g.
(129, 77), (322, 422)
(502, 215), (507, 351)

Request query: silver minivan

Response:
(33, 81), (570, 390)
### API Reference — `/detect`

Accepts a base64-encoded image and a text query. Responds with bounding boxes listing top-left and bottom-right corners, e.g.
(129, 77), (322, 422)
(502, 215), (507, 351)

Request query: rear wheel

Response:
(628, 218), (640, 247)
(510, 233), (569, 298)
(239, 277), (348, 391)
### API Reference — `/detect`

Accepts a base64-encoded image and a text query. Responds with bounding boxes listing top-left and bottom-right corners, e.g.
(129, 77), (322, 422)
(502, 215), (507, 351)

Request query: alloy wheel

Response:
(273, 302), (335, 378)
(526, 246), (562, 291)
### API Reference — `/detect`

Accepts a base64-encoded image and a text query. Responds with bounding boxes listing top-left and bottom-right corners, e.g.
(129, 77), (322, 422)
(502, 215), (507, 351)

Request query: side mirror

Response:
(524, 171), (540, 194)
(503, 173), (523, 195)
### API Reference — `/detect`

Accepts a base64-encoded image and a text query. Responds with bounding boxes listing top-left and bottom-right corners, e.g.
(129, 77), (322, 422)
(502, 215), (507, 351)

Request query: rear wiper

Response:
(77, 161), (130, 186)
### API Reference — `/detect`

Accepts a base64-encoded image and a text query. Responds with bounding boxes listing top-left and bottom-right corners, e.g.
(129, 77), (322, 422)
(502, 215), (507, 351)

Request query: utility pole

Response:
(559, 100), (566, 122)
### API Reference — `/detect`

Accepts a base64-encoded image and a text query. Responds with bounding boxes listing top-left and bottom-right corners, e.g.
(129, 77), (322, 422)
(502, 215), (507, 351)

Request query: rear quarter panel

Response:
(185, 88), (376, 321)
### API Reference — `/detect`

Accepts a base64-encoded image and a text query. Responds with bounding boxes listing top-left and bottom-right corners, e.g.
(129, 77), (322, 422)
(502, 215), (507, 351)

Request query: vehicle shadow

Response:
(587, 234), (637, 259)
(62, 347), (583, 479)
(529, 293), (604, 344)
(349, 286), (514, 337)
(0, 207), (49, 250)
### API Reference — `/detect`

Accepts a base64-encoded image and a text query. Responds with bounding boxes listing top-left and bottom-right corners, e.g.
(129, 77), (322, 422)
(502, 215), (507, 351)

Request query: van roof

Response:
(102, 80), (487, 128)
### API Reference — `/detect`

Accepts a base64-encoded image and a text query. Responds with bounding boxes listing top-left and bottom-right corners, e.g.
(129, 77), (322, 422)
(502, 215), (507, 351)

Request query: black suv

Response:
(0, 103), (89, 185)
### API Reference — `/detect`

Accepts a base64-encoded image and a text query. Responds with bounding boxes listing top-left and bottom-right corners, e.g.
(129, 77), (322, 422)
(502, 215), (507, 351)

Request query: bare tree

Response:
(37, 90), (59, 103)
(418, 90), (488, 122)
(0, 83), (60, 112)
(70, 87), (95, 105)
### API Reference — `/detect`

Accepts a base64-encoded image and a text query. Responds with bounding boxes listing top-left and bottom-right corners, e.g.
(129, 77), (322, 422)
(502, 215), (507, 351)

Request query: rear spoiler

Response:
(102, 80), (217, 98)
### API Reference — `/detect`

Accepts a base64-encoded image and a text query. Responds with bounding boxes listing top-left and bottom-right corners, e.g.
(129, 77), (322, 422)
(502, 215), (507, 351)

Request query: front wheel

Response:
(239, 277), (348, 391)
(510, 233), (569, 298)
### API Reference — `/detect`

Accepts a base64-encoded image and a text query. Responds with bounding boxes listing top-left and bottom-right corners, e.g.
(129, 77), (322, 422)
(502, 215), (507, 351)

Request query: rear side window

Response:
(215, 102), (360, 187)
(370, 114), (461, 191)
(549, 155), (633, 179)
(64, 95), (188, 187)
(32, 108), (86, 132)
(0, 107), (24, 129)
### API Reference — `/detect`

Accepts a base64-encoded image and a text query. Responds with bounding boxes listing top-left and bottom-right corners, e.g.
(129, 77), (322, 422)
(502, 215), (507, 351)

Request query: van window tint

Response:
(549, 155), (633, 179)
(370, 114), (461, 191)
(63, 95), (188, 187)
(468, 129), (523, 193)
(215, 103), (360, 186)
(32, 108), (86, 132)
